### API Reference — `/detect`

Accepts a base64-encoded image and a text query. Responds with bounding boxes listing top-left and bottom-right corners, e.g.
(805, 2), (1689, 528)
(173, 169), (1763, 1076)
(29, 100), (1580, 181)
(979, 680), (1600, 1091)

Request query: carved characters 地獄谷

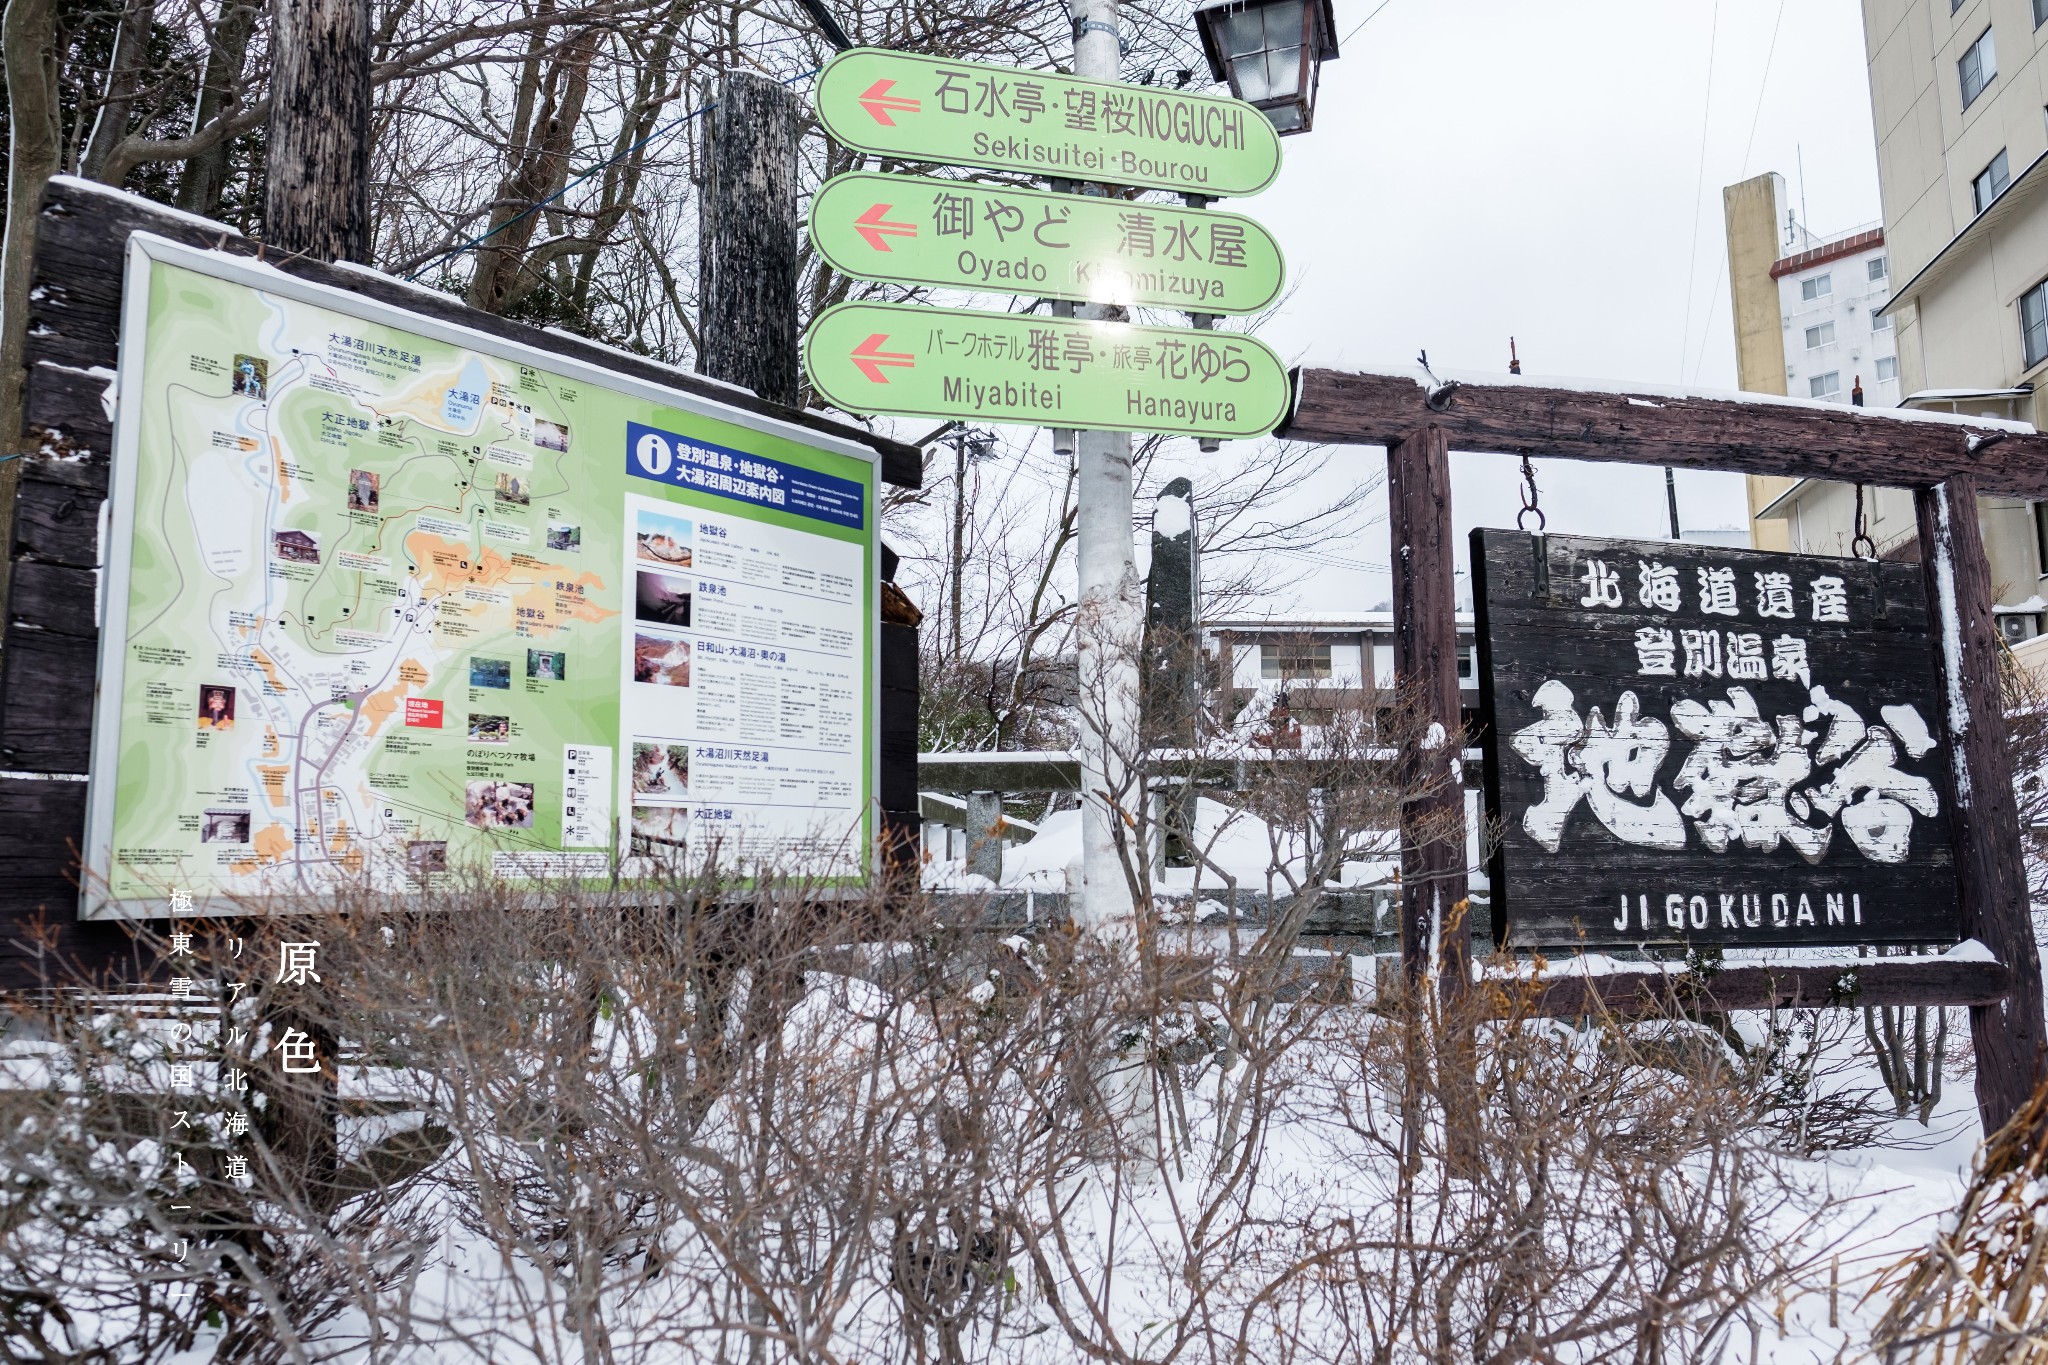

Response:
(1511, 681), (1938, 865)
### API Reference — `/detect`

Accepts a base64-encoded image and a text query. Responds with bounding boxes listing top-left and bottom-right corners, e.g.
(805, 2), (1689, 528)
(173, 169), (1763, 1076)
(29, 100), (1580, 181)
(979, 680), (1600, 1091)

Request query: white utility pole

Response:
(1069, 0), (1143, 929)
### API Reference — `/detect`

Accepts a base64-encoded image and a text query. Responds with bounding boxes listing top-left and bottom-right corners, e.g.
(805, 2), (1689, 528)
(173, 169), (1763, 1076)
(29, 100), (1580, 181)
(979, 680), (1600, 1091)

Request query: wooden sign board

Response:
(1471, 528), (1959, 949)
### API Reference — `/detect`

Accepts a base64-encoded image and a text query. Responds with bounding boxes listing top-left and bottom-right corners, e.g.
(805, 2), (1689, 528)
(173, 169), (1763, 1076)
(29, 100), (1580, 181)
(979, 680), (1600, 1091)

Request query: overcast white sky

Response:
(1200, 0), (1886, 613)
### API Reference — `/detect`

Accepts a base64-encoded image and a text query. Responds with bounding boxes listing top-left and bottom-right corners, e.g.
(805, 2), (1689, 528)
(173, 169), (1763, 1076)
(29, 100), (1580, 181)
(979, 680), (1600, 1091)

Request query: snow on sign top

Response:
(1471, 528), (1960, 952)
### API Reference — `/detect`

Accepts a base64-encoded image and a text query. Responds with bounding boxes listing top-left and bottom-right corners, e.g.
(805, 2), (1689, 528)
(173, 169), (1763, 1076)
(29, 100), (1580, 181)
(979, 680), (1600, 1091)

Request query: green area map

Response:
(89, 252), (875, 915)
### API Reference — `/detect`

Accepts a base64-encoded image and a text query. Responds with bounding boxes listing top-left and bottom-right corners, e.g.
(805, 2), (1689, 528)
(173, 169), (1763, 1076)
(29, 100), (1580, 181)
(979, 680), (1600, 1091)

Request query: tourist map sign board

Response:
(803, 300), (1290, 440)
(86, 235), (879, 918)
(1471, 529), (1959, 949)
(810, 172), (1285, 314)
(813, 48), (1282, 197)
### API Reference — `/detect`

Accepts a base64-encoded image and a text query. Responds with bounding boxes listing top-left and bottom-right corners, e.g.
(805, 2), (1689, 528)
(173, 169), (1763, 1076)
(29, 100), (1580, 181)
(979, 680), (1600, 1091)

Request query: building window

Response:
(1261, 641), (1331, 680)
(1961, 26), (1997, 108)
(2036, 501), (2048, 575)
(1973, 148), (2012, 213)
(1804, 322), (1836, 349)
(1801, 272), (1832, 301)
(1876, 355), (1899, 381)
(1809, 372), (1841, 398)
(1874, 307), (1894, 330)
(1869, 256), (1888, 281)
(2023, 277), (2048, 367)
(2036, 0), (2047, 28)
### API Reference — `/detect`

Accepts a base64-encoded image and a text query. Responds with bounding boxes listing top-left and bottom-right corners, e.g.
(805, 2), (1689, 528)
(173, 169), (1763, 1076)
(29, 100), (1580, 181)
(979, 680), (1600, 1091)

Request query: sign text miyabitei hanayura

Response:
(813, 49), (1282, 198)
(1471, 530), (1959, 949)
(809, 173), (1285, 314)
(803, 301), (1290, 440)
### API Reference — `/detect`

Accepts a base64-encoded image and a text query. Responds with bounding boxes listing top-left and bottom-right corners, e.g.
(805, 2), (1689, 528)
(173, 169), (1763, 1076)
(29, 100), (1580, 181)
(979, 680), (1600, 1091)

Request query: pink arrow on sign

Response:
(854, 203), (918, 251)
(850, 334), (914, 383)
(858, 80), (921, 126)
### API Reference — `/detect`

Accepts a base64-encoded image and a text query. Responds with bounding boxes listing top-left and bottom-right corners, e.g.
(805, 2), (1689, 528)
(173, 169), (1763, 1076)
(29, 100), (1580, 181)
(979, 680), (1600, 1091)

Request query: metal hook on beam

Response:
(1417, 350), (1460, 412)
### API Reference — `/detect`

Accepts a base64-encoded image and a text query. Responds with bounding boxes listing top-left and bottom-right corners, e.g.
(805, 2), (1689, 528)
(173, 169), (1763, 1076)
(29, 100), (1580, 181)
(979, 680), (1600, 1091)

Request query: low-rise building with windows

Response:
(1204, 611), (1481, 725)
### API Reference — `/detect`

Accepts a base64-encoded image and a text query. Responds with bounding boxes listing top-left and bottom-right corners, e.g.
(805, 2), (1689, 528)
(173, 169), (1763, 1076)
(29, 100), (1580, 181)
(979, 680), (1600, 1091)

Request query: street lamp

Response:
(1193, 0), (1340, 135)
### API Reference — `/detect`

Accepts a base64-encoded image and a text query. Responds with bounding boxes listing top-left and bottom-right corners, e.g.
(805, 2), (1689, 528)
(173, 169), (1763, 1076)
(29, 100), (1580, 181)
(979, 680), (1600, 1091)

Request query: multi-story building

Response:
(1725, 173), (1910, 555)
(1733, 0), (2048, 645)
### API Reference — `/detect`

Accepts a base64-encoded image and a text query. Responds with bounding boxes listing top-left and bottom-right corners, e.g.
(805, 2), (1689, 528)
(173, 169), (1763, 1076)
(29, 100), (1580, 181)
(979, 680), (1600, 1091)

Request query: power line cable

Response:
(1684, 0), (1788, 384)
(1337, 0), (1398, 49)
(1674, 0), (1722, 381)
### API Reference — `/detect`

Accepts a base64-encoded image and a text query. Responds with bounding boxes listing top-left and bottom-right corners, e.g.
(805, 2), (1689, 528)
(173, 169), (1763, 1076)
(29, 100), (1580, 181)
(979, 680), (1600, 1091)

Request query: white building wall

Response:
(1231, 642), (1260, 688)
(1777, 243), (1902, 407)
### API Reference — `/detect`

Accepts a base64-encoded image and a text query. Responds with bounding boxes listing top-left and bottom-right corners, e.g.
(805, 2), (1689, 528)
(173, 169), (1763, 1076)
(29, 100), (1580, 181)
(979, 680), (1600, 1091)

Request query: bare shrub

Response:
(1871, 1076), (2048, 1362)
(2, 853), (1867, 1362)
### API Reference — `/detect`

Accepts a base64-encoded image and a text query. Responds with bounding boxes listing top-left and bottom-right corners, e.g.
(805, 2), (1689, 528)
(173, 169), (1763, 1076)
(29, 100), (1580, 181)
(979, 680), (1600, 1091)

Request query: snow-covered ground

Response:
(923, 796), (1399, 898)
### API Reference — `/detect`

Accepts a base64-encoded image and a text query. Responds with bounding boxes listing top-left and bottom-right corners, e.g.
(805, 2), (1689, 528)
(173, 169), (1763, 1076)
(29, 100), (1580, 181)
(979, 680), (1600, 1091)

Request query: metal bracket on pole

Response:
(1073, 17), (1131, 54)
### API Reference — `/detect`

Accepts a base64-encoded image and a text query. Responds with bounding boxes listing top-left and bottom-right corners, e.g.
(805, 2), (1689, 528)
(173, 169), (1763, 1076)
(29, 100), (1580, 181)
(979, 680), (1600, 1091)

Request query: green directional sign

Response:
(813, 48), (1282, 198)
(803, 301), (1290, 440)
(810, 172), (1285, 315)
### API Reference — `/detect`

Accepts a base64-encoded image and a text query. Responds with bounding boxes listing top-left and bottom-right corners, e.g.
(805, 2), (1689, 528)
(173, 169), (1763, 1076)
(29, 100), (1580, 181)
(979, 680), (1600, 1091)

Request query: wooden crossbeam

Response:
(1279, 367), (2048, 500)
(1491, 957), (2013, 1018)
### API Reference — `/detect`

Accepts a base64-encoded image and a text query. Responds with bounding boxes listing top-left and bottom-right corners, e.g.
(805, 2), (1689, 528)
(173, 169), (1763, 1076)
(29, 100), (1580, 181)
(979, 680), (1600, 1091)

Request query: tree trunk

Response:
(174, 1), (259, 218)
(263, 0), (372, 262)
(464, 19), (602, 317)
(1, 0), (63, 625)
(696, 71), (800, 407)
(258, 0), (371, 1210)
(79, 0), (158, 182)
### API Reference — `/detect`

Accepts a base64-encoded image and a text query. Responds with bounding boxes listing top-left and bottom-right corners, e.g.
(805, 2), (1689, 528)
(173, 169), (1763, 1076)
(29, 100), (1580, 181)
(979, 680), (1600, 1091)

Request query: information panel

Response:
(1472, 529), (1958, 949)
(84, 236), (878, 917)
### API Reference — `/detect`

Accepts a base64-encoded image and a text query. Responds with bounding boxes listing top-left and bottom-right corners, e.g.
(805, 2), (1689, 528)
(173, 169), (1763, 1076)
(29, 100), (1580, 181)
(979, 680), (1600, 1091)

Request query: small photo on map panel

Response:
(630, 805), (690, 861)
(534, 418), (571, 453)
(406, 840), (448, 874)
(527, 649), (566, 682)
(469, 656), (511, 689)
(347, 468), (380, 512)
(467, 713), (511, 744)
(197, 685), (236, 731)
(272, 529), (320, 564)
(494, 471), (530, 507)
(546, 522), (581, 552)
(200, 809), (251, 844)
(465, 780), (535, 829)
(630, 739), (690, 798)
(231, 354), (266, 399)
(633, 632), (691, 688)
(635, 570), (692, 628)
(636, 509), (693, 568)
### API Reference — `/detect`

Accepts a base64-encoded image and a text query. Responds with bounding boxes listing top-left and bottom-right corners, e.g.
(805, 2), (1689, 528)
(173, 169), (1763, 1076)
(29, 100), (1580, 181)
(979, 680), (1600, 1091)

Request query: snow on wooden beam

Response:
(1279, 366), (2048, 499)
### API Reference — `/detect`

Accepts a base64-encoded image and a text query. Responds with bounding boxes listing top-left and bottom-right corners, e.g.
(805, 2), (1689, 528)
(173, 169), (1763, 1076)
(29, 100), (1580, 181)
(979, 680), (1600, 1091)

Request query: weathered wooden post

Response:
(258, 0), (373, 1210)
(1144, 477), (1200, 866)
(1917, 475), (2048, 1130)
(697, 72), (801, 407)
(1386, 424), (1471, 995)
(264, 0), (372, 263)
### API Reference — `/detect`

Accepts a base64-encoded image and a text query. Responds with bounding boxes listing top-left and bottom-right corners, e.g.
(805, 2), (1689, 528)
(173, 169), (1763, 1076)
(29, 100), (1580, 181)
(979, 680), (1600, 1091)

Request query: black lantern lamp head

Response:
(1193, 0), (1339, 135)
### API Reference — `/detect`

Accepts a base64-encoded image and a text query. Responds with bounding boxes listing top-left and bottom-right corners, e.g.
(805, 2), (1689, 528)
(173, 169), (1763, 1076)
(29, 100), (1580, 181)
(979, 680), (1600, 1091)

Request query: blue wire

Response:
(405, 65), (823, 282)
